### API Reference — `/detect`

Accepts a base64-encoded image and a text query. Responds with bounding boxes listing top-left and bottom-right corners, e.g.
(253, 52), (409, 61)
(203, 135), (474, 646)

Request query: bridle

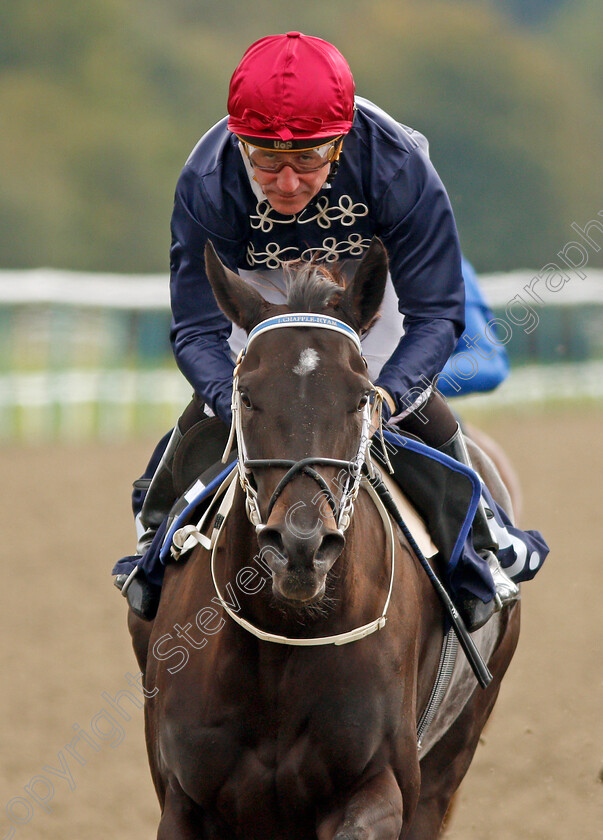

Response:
(181, 311), (492, 683)
(221, 313), (384, 534)
(213, 312), (396, 647)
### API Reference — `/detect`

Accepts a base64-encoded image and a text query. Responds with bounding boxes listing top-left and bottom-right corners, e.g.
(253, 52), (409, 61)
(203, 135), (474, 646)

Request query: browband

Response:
(245, 313), (362, 355)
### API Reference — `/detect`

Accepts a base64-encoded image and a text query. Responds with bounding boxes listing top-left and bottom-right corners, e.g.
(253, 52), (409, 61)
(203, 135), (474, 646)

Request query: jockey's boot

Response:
(115, 426), (183, 621)
(439, 425), (519, 632)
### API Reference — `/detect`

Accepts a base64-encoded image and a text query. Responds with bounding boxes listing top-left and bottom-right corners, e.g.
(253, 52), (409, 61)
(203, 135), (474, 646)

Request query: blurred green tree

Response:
(0, 0), (600, 272)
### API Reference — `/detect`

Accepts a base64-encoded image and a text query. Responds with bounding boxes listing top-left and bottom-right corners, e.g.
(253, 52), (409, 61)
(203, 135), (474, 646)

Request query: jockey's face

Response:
(253, 163), (330, 215)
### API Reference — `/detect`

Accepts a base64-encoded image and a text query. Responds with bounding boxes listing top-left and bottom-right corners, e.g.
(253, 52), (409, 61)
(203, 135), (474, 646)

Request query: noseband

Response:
(221, 313), (378, 533)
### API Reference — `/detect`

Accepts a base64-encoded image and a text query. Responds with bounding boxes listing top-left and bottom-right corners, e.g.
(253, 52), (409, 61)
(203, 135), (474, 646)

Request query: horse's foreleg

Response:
(317, 766), (405, 840)
(127, 607), (154, 674)
(156, 779), (205, 840)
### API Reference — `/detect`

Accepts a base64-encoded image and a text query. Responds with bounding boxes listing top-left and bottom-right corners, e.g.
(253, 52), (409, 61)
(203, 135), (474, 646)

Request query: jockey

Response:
(116, 32), (518, 629)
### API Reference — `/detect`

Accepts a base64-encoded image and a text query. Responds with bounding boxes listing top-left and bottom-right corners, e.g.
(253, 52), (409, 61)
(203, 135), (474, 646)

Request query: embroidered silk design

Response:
(301, 233), (372, 263)
(297, 195), (369, 228)
(246, 194), (372, 268)
(249, 195), (369, 234)
(249, 202), (297, 233)
(247, 234), (372, 268)
(246, 241), (300, 269)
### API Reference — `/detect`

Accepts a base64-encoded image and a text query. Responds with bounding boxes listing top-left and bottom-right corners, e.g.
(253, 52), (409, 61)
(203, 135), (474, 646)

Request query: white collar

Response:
(238, 141), (269, 204)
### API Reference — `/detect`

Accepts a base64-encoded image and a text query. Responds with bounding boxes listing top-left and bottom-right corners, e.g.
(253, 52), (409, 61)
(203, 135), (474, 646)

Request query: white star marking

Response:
(293, 348), (320, 376)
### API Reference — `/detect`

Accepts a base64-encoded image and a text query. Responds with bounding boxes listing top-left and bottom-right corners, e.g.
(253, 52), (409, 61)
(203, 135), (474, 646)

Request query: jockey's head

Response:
(228, 32), (355, 215)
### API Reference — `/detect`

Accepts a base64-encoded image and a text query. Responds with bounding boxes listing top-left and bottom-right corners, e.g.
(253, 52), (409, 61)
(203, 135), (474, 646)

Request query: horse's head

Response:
(205, 239), (388, 605)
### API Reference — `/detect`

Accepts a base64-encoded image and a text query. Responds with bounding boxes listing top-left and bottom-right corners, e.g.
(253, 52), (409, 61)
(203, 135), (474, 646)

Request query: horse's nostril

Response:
(257, 527), (287, 570)
(258, 522), (344, 576)
(315, 532), (345, 568)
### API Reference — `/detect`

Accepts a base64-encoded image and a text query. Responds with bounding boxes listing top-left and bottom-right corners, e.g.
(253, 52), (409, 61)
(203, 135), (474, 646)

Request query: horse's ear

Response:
(341, 237), (388, 332)
(204, 241), (267, 332)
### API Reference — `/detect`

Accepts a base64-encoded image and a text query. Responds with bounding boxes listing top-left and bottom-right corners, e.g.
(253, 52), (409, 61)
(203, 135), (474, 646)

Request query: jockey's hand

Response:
(370, 386), (395, 437)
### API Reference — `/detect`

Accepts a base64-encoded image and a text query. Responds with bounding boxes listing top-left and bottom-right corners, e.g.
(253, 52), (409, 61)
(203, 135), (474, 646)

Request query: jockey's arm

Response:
(169, 165), (240, 425)
(373, 146), (465, 418)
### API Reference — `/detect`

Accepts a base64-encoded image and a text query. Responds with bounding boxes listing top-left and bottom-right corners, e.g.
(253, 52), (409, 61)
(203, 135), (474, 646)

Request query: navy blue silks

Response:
(169, 97), (465, 425)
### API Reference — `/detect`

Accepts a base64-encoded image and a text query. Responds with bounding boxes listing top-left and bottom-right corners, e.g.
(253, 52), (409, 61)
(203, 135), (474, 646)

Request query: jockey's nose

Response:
(275, 165), (300, 192)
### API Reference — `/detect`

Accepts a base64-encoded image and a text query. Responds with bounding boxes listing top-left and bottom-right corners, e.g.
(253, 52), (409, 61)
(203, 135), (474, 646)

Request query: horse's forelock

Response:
(284, 261), (345, 314)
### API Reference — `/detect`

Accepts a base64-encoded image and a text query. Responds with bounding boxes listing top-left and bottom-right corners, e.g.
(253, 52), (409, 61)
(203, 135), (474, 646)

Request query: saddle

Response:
(173, 416), (234, 496)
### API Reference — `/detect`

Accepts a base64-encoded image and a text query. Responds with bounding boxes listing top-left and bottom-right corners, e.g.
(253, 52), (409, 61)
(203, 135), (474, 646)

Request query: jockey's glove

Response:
(375, 386), (395, 422)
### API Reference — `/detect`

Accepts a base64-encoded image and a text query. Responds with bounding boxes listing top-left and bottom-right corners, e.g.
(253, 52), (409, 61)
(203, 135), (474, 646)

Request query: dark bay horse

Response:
(129, 239), (520, 839)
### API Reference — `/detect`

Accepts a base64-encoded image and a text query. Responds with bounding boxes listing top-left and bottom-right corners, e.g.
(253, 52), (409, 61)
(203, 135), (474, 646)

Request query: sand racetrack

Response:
(1, 407), (601, 839)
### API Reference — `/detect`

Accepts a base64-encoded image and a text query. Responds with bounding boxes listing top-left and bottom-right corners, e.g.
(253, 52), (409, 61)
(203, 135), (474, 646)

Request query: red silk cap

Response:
(227, 32), (355, 145)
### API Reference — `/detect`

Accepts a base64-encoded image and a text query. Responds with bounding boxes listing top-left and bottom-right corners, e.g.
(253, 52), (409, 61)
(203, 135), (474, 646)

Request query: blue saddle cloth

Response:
(113, 432), (549, 600)
(112, 462), (236, 586)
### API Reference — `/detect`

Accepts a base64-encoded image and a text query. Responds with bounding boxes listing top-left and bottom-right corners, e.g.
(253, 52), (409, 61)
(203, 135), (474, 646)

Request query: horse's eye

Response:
(240, 391), (253, 410)
(357, 393), (369, 411)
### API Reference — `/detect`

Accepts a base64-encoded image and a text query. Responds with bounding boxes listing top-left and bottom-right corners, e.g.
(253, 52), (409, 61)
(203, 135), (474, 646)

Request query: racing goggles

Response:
(242, 138), (343, 174)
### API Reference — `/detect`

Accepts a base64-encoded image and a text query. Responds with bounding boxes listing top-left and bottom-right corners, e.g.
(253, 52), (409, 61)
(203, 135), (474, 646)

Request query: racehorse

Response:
(128, 238), (520, 839)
